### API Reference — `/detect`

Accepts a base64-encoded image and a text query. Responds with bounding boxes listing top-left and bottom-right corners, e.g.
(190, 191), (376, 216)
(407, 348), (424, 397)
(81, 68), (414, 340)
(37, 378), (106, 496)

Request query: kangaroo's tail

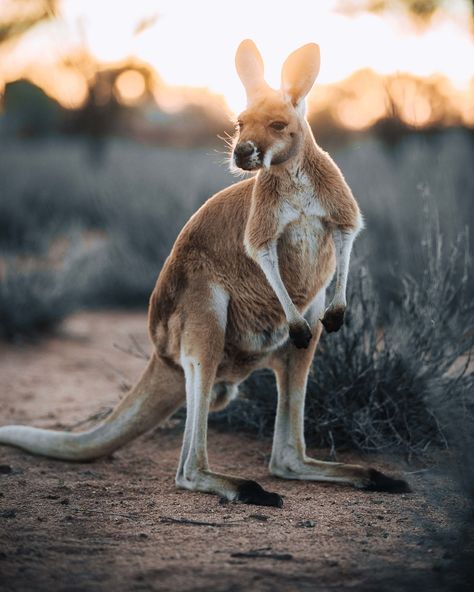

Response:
(0, 354), (184, 461)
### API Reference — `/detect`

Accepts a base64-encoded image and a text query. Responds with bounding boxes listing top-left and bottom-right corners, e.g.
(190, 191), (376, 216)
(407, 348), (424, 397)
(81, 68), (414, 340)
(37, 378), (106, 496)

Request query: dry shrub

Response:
(213, 224), (473, 455)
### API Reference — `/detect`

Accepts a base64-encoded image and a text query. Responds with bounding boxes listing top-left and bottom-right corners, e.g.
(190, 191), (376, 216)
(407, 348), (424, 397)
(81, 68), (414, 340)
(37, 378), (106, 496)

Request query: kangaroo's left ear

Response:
(235, 39), (268, 103)
(281, 43), (320, 107)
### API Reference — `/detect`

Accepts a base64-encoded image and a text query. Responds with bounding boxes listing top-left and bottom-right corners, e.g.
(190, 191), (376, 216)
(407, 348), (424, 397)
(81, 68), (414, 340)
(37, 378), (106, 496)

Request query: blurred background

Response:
(0, 0), (472, 453)
(1, 4), (473, 584)
(0, 0), (473, 334)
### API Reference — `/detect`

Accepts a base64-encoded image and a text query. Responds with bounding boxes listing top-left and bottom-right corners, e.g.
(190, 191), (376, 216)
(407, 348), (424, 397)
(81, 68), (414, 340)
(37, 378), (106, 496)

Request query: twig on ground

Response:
(230, 550), (293, 561)
(74, 508), (140, 520)
(159, 516), (235, 527)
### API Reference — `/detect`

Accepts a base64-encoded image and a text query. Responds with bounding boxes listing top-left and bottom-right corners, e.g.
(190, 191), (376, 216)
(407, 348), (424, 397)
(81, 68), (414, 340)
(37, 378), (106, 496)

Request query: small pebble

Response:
(298, 519), (316, 528)
(0, 510), (17, 519)
(249, 514), (269, 522)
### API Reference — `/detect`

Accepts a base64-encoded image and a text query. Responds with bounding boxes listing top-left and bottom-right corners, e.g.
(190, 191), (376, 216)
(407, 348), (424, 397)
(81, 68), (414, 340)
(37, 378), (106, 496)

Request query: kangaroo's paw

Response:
(289, 320), (312, 349)
(321, 306), (345, 333)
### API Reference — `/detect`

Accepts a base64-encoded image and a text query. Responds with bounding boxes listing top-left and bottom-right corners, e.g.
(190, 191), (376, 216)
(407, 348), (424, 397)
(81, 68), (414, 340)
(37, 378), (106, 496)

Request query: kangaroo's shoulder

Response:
(179, 176), (255, 238)
(301, 142), (361, 229)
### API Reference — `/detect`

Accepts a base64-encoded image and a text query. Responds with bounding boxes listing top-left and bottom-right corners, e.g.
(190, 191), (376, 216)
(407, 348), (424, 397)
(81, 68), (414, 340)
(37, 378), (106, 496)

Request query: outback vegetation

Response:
(0, 130), (472, 456)
(1, 2), (473, 590)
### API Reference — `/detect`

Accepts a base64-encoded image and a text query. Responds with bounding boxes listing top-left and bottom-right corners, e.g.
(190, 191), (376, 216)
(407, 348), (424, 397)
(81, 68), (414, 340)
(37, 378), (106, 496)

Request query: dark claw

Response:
(236, 480), (284, 508)
(289, 322), (312, 349)
(321, 307), (345, 333)
(361, 469), (411, 494)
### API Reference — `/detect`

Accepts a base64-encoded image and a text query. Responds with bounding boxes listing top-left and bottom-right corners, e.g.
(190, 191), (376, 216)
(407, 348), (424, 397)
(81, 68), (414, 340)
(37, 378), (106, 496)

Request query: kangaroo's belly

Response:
(226, 216), (335, 355)
(279, 216), (332, 302)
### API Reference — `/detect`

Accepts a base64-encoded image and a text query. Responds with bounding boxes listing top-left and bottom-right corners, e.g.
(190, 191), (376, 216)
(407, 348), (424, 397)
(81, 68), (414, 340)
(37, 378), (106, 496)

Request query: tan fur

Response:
(0, 41), (407, 505)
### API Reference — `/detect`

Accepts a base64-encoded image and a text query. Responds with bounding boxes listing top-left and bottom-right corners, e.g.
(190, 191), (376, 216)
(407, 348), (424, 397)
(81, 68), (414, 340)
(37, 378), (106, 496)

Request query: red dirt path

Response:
(0, 312), (469, 591)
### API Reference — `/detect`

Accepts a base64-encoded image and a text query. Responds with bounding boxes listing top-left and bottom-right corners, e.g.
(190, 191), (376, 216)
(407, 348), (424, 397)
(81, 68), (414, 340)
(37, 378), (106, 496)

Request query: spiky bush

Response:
(0, 139), (232, 338)
(0, 244), (89, 340)
(213, 225), (473, 455)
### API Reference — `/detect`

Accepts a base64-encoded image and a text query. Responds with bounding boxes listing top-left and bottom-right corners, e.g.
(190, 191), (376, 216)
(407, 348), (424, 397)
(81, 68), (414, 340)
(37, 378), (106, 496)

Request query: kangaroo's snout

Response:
(235, 142), (254, 158)
(233, 141), (262, 170)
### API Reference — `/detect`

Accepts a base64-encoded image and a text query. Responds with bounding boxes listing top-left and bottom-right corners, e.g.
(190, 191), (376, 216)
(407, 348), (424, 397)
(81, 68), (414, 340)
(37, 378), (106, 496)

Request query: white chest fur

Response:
(277, 171), (326, 239)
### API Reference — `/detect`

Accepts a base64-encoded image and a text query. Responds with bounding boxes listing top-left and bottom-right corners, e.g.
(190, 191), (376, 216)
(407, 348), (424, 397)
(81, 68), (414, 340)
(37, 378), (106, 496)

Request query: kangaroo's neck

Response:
(256, 120), (322, 194)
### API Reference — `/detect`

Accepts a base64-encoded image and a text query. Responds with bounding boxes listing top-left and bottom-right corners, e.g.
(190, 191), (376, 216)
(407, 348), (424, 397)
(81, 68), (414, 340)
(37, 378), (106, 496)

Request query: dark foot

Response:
(236, 480), (284, 508)
(321, 306), (345, 333)
(289, 321), (312, 349)
(361, 469), (411, 493)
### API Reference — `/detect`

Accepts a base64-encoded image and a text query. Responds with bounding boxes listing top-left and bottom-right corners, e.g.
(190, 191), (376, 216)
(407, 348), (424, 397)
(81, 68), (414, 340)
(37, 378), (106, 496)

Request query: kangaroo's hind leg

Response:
(268, 290), (409, 493)
(175, 282), (283, 507)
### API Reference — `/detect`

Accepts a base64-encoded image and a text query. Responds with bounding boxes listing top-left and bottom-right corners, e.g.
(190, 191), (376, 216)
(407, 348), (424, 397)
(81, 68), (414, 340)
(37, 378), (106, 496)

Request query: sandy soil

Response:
(0, 312), (471, 592)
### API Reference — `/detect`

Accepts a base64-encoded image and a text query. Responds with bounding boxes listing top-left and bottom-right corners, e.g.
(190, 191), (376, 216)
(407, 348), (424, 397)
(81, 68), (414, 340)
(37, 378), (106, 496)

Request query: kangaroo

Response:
(0, 41), (408, 506)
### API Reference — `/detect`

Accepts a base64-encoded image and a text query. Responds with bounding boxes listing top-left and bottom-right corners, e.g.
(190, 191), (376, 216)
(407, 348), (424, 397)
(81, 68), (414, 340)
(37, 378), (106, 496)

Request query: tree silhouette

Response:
(337, 0), (474, 22)
(0, 0), (59, 46)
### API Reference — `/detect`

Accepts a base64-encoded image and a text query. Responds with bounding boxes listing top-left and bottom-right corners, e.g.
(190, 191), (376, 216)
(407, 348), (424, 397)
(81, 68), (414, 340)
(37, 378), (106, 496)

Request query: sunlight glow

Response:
(53, 68), (89, 109)
(22, 64), (89, 109)
(336, 94), (387, 130)
(0, 0), (472, 128)
(114, 70), (146, 105)
(458, 82), (474, 125)
(389, 78), (434, 127)
(53, 0), (474, 113)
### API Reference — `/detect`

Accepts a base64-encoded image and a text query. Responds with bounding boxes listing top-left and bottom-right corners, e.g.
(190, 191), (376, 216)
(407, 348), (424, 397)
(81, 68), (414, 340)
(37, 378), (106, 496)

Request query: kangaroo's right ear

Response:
(235, 39), (267, 102)
(281, 43), (320, 107)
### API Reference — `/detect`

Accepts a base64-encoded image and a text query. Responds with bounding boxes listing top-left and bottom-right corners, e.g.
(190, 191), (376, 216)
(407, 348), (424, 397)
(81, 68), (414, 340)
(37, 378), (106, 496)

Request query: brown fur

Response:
(0, 40), (409, 502)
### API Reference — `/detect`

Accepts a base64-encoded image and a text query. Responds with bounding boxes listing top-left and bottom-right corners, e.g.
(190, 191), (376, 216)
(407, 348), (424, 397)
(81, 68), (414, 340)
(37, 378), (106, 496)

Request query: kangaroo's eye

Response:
(269, 121), (287, 131)
(236, 120), (244, 131)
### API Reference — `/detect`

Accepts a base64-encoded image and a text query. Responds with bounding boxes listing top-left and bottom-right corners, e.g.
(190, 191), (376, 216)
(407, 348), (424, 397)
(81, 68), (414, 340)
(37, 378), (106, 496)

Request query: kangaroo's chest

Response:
(278, 177), (327, 261)
(275, 175), (334, 306)
(227, 177), (333, 358)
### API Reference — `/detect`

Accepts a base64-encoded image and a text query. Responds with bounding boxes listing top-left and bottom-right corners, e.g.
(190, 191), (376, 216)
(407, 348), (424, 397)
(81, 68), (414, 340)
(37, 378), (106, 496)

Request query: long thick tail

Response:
(0, 354), (184, 461)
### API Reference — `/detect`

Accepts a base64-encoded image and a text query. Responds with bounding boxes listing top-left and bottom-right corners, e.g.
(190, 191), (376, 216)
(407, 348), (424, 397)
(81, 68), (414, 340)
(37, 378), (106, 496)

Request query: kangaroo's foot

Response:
(360, 469), (410, 493)
(176, 469), (284, 507)
(270, 456), (410, 493)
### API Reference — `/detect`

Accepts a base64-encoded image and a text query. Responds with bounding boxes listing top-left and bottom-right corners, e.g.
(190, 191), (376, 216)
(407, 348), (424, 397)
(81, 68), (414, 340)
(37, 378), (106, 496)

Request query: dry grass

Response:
(0, 132), (472, 454)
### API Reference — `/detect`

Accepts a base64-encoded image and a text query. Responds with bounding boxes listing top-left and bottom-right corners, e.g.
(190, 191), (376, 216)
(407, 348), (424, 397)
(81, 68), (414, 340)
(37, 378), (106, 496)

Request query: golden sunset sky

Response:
(1, 0), (473, 115)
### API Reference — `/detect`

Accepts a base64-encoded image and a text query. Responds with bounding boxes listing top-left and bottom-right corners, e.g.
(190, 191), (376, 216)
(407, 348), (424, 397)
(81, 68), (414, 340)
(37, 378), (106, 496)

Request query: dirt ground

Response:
(0, 311), (472, 592)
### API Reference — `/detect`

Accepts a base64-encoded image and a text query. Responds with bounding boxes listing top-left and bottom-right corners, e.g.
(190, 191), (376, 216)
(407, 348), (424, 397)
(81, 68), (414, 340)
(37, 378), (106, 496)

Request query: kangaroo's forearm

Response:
(252, 241), (300, 325)
(330, 227), (358, 309)
(325, 188), (363, 310)
(321, 211), (362, 333)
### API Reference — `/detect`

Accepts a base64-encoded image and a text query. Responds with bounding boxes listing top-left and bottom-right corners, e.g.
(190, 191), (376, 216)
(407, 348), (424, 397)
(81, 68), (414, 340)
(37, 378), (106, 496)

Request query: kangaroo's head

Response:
(233, 40), (320, 172)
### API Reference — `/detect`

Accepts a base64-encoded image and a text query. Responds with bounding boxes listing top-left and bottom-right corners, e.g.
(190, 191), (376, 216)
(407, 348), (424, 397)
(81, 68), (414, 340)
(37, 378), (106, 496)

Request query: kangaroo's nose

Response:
(234, 142), (255, 157)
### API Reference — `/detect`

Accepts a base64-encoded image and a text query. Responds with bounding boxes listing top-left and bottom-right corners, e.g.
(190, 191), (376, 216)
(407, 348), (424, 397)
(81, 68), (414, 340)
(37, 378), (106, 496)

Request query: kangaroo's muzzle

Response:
(233, 141), (262, 170)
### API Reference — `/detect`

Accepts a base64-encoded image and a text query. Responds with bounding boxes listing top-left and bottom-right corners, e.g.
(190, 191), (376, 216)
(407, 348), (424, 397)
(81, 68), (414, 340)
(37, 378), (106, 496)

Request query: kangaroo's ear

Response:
(281, 43), (320, 106)
(235, 39), (267, 102)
